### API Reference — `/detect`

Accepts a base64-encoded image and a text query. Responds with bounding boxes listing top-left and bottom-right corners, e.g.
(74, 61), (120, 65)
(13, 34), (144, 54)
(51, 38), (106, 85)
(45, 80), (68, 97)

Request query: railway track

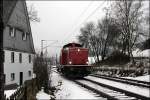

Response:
(90, 74), (150, 88)
(73, 78), (150, 100)
(52, 70), (149, 99)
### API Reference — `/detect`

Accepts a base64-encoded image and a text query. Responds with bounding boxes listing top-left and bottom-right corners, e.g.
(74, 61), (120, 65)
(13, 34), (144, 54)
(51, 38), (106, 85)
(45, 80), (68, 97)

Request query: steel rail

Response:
(73, 80), (118, 100)
(90, 74), (150, 88)
(53, 71), (149, 99)
(83, 78), (150, 100)
(74, 79), (139, 100)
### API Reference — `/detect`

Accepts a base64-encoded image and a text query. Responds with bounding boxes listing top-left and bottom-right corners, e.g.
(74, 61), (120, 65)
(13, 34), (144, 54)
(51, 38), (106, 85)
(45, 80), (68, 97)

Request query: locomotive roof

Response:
(63, 43), (82, 48)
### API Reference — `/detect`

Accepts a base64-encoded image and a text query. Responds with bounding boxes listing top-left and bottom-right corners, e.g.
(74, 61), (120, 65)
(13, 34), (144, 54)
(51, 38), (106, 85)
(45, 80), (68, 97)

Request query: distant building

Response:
(3, 0), (35, 87)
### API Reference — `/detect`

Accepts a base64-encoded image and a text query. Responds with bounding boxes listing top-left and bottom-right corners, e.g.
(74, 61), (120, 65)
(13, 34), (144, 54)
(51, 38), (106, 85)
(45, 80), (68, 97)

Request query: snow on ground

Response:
(85, 76), (150, 98)
(132, 49), (150, 57)
(36, 88), (51, 100)
(88, 57), (95, 64)
(123, 75), (150, 82)
(134, 75), (150, 82)
(4, 89), (17, 98)
(51, 70), (103, 99)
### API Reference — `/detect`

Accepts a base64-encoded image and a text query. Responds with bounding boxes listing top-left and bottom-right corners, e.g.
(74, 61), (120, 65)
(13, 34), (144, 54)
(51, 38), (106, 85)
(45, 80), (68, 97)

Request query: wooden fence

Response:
(5, 78), (38, 100)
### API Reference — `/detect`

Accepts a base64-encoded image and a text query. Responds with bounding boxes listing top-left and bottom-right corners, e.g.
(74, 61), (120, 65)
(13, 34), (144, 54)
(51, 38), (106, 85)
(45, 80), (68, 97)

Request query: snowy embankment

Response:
(36, 88), (51, 100)
(123, 75), (150, 82)
(51, 69), (102, 99)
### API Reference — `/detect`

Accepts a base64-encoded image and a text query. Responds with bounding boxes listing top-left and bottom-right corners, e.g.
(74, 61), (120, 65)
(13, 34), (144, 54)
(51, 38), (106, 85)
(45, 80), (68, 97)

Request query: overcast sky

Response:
(26, 1), (111, 56)
(26, 1), (149, 57)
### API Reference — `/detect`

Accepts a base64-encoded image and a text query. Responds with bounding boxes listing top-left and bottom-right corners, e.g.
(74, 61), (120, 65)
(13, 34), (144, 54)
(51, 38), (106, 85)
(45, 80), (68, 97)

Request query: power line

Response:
(72, 1), (94, 25)
(62, 1), (94, 43)
(63, 1), (106, 44)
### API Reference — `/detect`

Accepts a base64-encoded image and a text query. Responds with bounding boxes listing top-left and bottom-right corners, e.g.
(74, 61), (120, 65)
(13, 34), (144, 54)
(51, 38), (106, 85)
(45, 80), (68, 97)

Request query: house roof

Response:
(3, 0), (18, 26)
(3, 0), (35, 54)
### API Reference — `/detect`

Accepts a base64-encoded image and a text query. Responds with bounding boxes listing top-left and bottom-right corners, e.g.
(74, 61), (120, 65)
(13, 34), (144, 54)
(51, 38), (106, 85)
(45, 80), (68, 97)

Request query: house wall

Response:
(3, 0), (35, 86)
(4, 49), (34, 85)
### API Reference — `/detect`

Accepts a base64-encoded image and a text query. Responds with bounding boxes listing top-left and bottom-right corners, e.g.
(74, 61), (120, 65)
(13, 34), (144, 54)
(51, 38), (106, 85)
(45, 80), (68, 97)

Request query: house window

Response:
(28, 71), (31, 77)
(29, 55), (31, 63)
(19, 53), (22, 63)
(11, 52), (15, 63)
(22, 32), (27, 40)
(9, 27), (15, 37)
(11, 73), (15, 81)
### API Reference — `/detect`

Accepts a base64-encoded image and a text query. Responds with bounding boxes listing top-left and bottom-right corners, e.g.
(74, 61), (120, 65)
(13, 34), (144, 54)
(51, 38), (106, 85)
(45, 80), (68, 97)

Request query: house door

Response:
(20, 72), (23, 85)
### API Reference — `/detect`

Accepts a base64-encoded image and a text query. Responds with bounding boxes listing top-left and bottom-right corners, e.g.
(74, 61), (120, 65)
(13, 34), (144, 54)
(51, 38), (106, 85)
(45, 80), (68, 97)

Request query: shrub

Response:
(105, 50), (130, 65)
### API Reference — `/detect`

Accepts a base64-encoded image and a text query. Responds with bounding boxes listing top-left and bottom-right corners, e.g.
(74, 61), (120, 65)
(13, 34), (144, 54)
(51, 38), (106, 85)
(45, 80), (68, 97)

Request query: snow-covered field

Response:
(51, 69), (104, 99)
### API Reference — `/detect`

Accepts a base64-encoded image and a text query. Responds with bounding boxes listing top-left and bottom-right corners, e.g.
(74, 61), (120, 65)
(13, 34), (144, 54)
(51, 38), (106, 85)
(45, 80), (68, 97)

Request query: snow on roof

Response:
(140, 49), (150, 57)
(132, 49), (150, 57)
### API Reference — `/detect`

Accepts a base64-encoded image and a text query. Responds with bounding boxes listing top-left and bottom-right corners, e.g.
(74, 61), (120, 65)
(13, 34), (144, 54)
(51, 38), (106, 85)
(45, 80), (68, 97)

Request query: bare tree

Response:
(27, 4), (40, 22)
(33, 54), (49, 93)
(78, 16), (121, 63)
(111, 0), (144, 63)
(78, 22), (101, 62)
(97, 16), (121, 61)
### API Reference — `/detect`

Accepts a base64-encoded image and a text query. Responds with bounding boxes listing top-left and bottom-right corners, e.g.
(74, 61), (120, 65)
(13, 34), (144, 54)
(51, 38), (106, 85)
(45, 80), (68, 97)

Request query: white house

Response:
(3, 0), (35, 88)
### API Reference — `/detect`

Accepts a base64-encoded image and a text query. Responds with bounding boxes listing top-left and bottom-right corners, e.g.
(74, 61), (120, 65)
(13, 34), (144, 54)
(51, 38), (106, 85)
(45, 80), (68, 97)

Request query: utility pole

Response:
(56, 54), (57, 65)
(41, 40), (47, 56)
(41, 40), (44, 57)
(41, 40), (58, 56)
(0, 0), (5, 99)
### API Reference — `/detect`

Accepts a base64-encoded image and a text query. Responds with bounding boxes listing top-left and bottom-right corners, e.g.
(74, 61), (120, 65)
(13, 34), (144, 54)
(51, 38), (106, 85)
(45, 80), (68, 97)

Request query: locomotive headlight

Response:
(77, 49), (80, 52)
(69, 61), (72, 64)
(86, 61), (89, 64)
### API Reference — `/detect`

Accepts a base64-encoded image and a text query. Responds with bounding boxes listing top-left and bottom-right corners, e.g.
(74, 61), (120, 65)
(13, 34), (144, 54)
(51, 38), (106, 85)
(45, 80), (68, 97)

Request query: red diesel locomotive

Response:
(59, 42), (90, 77)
